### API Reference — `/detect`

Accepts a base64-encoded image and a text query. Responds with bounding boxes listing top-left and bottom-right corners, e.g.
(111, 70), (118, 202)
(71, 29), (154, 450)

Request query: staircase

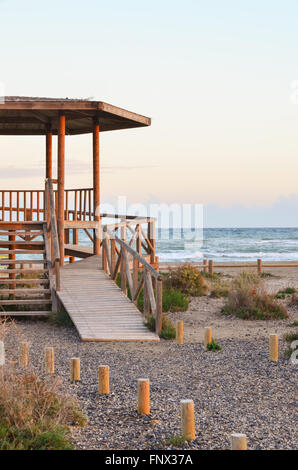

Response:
(0, 222), (54, 316)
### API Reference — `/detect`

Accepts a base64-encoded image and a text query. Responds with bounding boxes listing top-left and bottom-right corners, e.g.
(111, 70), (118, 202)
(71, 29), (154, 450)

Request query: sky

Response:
(0, 0), (298, 226)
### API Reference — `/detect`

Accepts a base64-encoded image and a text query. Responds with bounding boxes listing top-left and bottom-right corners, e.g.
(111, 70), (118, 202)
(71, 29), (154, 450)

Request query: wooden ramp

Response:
(57, 256), (160, 342)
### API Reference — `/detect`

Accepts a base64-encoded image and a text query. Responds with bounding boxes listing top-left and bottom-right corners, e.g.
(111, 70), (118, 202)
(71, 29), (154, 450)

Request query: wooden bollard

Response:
(231, 433), (247, 450)
(70, 357), (80, 382)
(19, 342), (29, 367)
(203, 259), (208, 273)
(204, 327), (212, 348)
(137, 378), (150, 415)
(44, 347), (54, 374)
(98, 365), (109, 394)
(257, 259), (262, 275)
(181, 399), (195, 441)
(176, 321), (184, 345)
(208, 260), (214, 275)
(269, 334), (278, 362)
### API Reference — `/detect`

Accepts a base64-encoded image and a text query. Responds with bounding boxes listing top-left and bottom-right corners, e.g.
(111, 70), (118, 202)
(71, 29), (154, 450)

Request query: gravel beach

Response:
(1, 313), (297, 451)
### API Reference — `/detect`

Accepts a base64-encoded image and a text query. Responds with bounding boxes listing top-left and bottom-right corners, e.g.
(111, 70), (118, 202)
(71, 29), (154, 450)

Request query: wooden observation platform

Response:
(0, 97), (161, 341)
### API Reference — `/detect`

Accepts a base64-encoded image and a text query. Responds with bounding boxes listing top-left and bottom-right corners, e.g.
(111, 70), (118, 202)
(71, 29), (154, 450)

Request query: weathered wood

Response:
(58, 113), (65, 265)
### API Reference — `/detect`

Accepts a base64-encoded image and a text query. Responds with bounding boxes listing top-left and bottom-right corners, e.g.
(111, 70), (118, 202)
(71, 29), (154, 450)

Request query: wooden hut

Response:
(0, 97), (161, 341)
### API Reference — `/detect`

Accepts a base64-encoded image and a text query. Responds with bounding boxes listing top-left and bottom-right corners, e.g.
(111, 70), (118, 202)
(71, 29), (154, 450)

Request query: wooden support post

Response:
(143, 281), (150, 317)
(204, 327), (212, 348)
(19, 342), (29, 367)
(58, 113), (65, 266)
(176, 320), (184, 345)
(111, 238), (116, 275)
(181, 399), (195, 441)
(120, 225), (127, 295)
(9, 231), (16, 293)
(208, 260), (214, 276)
(231, 433), (247, 450)
(46, 128), (53, 179)
(44, 347), (54, 374)
(156, 279), (163, 335)
(269, 334), (278, 362)
(203, 259), (208, 273)
(148, 220), (156, 265)
(137, 378), (150, 415)
(257, 259), (262, 275)
(98, 365), (110, 394)
(70, 358), (80, 382)
(93, 118), (100, 255)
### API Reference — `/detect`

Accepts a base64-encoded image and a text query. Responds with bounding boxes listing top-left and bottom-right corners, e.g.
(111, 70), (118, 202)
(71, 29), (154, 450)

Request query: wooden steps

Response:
(0, 222), (53, 317)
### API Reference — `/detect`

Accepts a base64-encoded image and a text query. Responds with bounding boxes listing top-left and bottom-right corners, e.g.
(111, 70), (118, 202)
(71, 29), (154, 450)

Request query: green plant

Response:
(144, 314), (176, 340)
(164, 434), (186, 446)
(116, 273), (189, 313)
(221, 272), (288, 320)
(164, 264), (209, 297)
(206, 338), (222, 351)
(289, 321), (298, 327)
(49, 308), (74, 327)
(276, 287), (296, 298)
(283, 330), (298, 358)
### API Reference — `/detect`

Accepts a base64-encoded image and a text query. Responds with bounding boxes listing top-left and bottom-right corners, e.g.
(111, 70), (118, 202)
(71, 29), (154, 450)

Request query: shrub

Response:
(283, 330), (298, 358)
(206, 338), (222, 351)
(289, 294), (298, 307)
(276, 287), (296, 298)
(144, 314), (176, 340)
(164, 264), (209, 297)
(221, 272), (288, 320)
(210, 278), (230, 298)
(0, 364), (87, 450)
(116, 273), (189, 313)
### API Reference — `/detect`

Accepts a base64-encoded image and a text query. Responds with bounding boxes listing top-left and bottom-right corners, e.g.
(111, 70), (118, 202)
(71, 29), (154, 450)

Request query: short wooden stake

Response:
(204, 327), (212, 348)
(203, 259), (208, 273)
(176, 321), (184, 345)
(181, 399), (195, 441)
(257, 258), (262, 275)
(137, 378), (150, 415)
(269, 334), (278, 362)
(70, 357), (80, 382)
(231, 433), (247, 450)
(208, 260), (214, 275)
(44, 347), (54, 374)
(98, 365), (109, 394)
(19, 342), (29, 367)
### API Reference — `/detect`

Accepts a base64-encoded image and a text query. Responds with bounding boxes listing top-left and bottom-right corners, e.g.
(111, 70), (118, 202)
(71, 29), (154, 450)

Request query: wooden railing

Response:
(0, 190), (45, 221)
(64, 188), (94, 222)
(102, 226), (162, 335)
(44, 179), (60, 292)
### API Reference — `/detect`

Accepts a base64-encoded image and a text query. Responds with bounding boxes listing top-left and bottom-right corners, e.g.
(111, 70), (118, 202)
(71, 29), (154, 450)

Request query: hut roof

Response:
(0, 97), (151, 135)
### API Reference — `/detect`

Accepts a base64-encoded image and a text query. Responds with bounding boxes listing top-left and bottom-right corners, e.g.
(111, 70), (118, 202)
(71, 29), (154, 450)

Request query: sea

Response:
(79, 227), (298, 264)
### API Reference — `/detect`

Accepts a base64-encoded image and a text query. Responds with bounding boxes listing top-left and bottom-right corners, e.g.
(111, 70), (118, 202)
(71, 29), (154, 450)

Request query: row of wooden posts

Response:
(0, 328), (280, 450)
(201, 259), (298, 276)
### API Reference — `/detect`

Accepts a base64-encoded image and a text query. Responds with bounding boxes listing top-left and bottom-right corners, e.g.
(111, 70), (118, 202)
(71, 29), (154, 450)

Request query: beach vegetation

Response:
(283, 330), (298, 358)
(49, 307), (74, 327)
(221, 272), (288, 320)
(210, 278), (230, 298)
(144, 314), (176, 340)
(206, 338), (222, 351)
(163, 264), (209, 297)
(0, 364), (87, 450)
(116, 273), (189, 313)
(164, 434), (186, 446)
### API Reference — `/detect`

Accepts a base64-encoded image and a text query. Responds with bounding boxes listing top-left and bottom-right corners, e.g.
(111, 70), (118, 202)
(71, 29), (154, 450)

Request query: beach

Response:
(1, 263), (297, 450)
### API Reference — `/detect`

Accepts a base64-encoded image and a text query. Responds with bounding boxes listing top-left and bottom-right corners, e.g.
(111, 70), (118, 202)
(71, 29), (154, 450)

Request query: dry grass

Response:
(222, 272), (288, 320)
(0, 319), (87, 450)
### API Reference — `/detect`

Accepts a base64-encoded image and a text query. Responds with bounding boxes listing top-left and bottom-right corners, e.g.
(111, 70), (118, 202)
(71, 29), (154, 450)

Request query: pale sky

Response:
(0, 0), (298, 226)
